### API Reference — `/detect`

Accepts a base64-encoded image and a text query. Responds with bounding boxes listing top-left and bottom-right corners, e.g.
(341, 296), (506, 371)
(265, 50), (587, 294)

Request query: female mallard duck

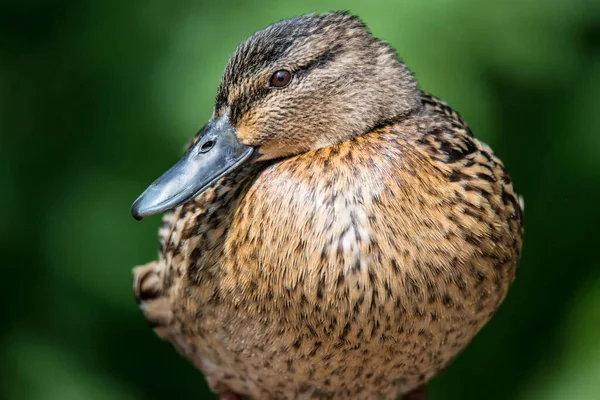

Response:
(131, 12), (523, 400)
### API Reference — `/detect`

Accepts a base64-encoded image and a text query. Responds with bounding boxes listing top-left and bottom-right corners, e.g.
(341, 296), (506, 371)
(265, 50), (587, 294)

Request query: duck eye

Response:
(269, 70), (292, 88)
(200, 140), (215, 153)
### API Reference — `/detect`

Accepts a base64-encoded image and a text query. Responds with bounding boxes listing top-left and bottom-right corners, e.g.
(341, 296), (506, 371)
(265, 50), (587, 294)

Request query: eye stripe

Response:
(226, 45), (343, 124)
(295, 43), (343, 76)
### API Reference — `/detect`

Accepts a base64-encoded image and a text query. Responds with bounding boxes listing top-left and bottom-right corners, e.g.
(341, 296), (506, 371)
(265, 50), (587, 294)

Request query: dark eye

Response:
(269, 70), (292, 88)
(200, 140), (215, 153)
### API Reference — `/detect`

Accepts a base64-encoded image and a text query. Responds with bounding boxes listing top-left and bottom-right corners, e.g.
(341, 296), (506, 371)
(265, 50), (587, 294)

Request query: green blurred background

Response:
(2, 0), (599, 399)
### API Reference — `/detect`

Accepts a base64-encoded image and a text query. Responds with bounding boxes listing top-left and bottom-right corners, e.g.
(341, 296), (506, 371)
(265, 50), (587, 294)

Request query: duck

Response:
(131, 11), (524, 400)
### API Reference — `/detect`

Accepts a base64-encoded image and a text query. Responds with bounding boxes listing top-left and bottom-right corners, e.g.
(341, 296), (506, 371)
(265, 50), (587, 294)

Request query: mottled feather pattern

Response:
(135, 92), (522, 399)
(133, 12), (523, 400)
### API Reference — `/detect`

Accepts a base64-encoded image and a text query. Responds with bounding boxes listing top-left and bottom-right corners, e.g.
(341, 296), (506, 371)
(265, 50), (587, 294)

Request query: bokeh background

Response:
(2, 0), (600, 399)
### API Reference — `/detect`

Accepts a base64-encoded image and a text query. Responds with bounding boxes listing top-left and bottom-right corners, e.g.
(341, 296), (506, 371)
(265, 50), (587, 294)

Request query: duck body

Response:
(132, 13), (523, 400)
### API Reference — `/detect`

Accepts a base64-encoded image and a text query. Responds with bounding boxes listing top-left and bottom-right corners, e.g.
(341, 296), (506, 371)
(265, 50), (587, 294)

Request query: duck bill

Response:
(131, 115), (254, 220)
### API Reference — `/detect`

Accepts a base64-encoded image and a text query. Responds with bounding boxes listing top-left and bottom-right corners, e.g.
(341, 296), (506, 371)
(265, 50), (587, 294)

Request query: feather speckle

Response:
(133, 11), (523, 400)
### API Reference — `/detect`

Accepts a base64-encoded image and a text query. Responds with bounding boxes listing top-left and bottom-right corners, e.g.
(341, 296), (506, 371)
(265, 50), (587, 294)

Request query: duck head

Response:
(131, 12), (421, 220)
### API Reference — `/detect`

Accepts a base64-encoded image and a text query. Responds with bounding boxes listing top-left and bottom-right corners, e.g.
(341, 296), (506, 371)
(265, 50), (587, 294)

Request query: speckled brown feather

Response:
(133, 12), (523, 400)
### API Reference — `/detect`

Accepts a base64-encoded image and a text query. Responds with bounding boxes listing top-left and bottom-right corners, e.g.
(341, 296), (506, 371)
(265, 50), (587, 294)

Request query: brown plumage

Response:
(132, 12), (523, 400)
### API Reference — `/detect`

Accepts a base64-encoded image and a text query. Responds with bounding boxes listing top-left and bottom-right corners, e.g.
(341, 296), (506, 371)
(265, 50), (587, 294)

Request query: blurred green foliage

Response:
(1, 0), (600, 399)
